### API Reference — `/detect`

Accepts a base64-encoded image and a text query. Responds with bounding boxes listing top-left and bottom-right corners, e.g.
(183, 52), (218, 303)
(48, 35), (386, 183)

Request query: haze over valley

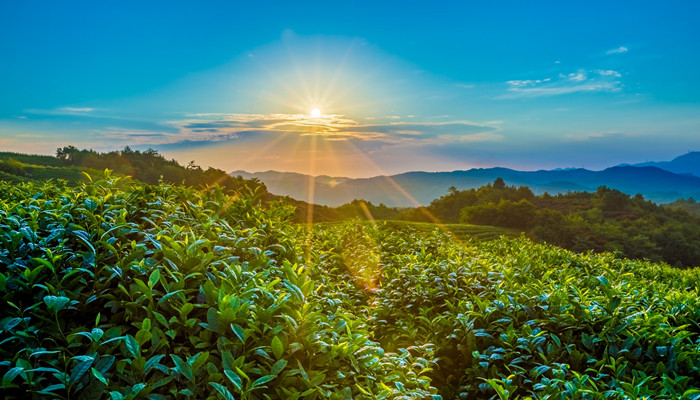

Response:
(234, 151), (700, 206)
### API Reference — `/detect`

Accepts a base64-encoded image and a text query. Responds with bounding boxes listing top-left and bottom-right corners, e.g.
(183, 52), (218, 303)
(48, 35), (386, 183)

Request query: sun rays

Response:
(182, 34), (468, 268)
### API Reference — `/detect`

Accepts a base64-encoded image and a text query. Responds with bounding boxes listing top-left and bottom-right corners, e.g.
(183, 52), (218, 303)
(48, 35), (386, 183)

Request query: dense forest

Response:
(397, 178), (700, 268)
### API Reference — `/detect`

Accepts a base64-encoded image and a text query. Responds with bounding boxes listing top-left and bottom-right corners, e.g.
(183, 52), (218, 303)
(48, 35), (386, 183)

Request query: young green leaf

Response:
(271, 336), (284, 359)
(43, 295), (70, 312)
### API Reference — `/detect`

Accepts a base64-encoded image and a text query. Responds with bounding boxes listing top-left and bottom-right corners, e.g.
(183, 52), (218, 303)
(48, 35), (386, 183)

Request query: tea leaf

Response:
(210, 382), (236, 400)
(271, 336), (284, 359)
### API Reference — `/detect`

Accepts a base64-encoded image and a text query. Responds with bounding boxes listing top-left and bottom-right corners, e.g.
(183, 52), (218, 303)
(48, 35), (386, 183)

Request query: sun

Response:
(310, 108), (321, 118)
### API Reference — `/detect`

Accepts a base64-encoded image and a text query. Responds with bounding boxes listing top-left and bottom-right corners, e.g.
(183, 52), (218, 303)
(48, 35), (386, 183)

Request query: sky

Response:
(1, 1), (699, 177)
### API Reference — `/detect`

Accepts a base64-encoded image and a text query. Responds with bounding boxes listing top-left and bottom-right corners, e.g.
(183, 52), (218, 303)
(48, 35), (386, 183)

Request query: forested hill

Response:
(404, 179), (700, 268)
(0, 146), (262, 195)
(0, 147), (331, 223)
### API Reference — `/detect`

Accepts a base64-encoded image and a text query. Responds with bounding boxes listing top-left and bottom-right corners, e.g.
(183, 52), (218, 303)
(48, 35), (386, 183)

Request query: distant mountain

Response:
(621, 151), (700, 177)
(232, 164), (700, 207)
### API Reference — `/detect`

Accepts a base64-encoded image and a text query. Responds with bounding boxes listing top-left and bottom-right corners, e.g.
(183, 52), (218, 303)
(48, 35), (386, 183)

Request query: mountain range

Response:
(232, 152), (700, 207)
(621, 151), (700, 177)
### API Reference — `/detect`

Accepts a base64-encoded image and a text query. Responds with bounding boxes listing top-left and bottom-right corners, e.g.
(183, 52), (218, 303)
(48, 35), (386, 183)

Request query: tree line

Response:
(319, 178), (700, 268)
(55, 145), (261, 194)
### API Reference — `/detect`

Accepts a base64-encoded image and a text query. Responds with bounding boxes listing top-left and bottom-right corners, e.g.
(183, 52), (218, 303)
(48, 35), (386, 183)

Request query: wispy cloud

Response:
(99, 113), (502, 148)
(500, 69), (622, 98)
(606, 46), (628, 55)
(565, 72), (587, 82)
(506, 78), (551, 87)
(596, 69), (622, 77)
(25, 106), (98, 115)
(59, 107), (95, 113)
(564, 131), (623, 142)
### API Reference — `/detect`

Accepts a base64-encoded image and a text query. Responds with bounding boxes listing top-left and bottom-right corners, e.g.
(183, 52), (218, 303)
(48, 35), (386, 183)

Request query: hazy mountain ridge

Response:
(619, 151), (700, 177)
(232, 153), (700, 207)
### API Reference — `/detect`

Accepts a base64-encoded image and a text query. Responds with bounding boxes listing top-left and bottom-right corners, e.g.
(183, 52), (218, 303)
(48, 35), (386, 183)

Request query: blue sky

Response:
(1, 1), (699, 177)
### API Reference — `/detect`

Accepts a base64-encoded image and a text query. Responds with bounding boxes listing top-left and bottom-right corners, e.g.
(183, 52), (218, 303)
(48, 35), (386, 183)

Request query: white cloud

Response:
(566, 72), (587, 82)
(506, 78), (551, 87)
(501, 69), (622, 98)
(606, 46), (628, 55)
(597, 69), (621, 77)
(60, 107), (95, 113)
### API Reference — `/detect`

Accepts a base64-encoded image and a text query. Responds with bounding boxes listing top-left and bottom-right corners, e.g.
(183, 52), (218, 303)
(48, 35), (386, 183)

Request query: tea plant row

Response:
(2, 174), (700, 399)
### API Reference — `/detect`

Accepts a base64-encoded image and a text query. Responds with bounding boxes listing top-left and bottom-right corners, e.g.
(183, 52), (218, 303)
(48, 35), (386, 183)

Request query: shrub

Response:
(0, 173), (438, 399)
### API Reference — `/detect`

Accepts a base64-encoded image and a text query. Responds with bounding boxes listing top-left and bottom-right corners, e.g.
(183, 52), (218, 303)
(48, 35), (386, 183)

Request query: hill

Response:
(623, 151), (700, 177)
(0, 152), (67, 167)
(2, 176), (700, 398)
(0, 153), (94, 183)
(233, 164), (700, 207)
(408, 180), (700, 268)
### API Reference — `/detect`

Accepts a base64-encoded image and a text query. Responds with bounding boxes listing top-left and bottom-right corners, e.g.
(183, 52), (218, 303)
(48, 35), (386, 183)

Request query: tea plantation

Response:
(2, 175), (700, 399)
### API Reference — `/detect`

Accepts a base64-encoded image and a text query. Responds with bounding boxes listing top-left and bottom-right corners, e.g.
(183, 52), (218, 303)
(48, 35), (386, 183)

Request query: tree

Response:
(496, 199), (536, 229)
(493, 177), (506, 189)
(56, 145), (79, 164)
(595, 186), (630, 212)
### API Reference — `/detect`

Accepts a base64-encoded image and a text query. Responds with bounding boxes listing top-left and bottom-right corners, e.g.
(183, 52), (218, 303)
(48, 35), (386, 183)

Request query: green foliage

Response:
(317, 220), (517, 243)
(666, 198), (700, 217)
(3, 172), (700, 399)
(0, 152), (65, 167)
(55, 146), (260, 194)
(0, 157), (87, 183)
(416, 180), (700, 268)
(334, 200), (404, 221)
(0, 159), (25, 176)
(461, 199), (536, 230)
(402, 180), (534, 224)
(0, 173), (438, 399)
(308, 221), (700, 399)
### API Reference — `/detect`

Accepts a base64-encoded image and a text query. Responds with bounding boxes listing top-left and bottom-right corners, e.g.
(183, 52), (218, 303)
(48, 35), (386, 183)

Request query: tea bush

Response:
(307, 223), (700, 399)
(2, 174), (700, 399)
(0, 174), (437, 399)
